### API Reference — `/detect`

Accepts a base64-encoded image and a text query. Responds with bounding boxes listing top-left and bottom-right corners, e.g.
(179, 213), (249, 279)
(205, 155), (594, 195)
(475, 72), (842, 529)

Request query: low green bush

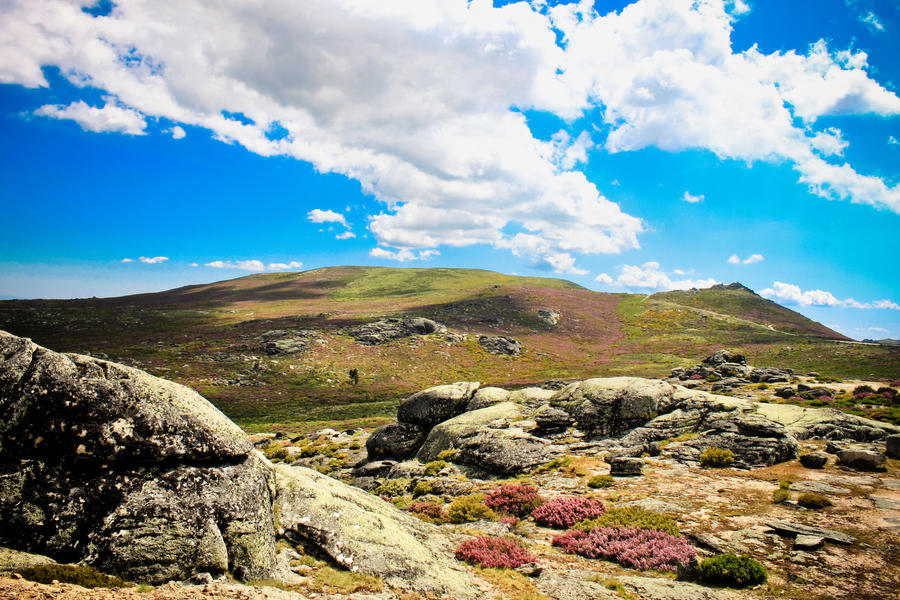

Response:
(447, 494), (497, 524)
(797, 493), (832, 509)
(263, 444), (288, 461)
(587, 474), (615, 489)
(696, 553), (767, 587)
(436, 448), (458, 461)
(574, 506), (679, 537)
(772, 489), (790, 504)
(373, 478), (411, 497)
(422, 460), (448, 476)
(17, 564), (128, 589)
(699, 447), (734, 468)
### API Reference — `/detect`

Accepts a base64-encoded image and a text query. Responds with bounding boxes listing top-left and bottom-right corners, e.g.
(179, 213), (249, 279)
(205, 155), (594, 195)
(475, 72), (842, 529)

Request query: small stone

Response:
(515, 563), (543, 577)
(794, 535), (824, 550)
(11, 573), (22, 580)
(799, 452), (829, 469)
(886, 434), (900, 459)
(837, 449), (886, 471)
(608, 456), (644, 476)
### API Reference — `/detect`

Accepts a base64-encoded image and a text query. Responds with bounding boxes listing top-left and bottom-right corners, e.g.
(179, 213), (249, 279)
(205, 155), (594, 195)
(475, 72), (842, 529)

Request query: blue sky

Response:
(0, 0), (898, 340)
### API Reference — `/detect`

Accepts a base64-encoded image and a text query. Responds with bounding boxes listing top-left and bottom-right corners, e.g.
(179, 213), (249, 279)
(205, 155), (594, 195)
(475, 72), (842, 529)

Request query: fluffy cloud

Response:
(335, 231), (356, 240)
(2, 0), (899, 275)
(171, 125), (186, 139)
(681, 191), (704, 203)
(120, 258), (134, 263)
(369, 248), (439, 262)
(307, 209), (348, 227)
(34, 100), (147, 135)
(600, 261), (718, 291)
(728, 253), (764, 264)
(760, 281), (900, 310)
(205, 260), (265, 271)
(138, 256), (168, 264)
(267, 261), (303, 271)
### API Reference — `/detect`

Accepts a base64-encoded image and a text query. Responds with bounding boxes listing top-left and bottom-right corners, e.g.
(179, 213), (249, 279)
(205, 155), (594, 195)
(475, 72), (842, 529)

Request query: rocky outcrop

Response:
(537, 308), (560, 326)
(478, 335), (521, 356)
(260, 329), (319, 355)
(397, 381), (480, 429)
(551, 377), (676, 436)
(350, 318), (446, 346)
(365, 422), (426, 461)
(0, 330), (276, 583)
(668, 413), (799, 468)
(754, 403), (900, 441)
(273, 464), (474, 597)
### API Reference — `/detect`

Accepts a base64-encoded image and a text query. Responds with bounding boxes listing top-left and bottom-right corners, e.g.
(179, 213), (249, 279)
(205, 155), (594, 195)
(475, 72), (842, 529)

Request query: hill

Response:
(0, 267), (897, 429)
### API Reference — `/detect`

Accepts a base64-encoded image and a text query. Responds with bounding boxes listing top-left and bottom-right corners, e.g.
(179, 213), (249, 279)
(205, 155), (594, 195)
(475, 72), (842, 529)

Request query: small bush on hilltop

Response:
(17, 564), (128, 588)
(553, 526), (696, 572)
(532, 496), (605, 529)
(587, 474), (615, 489)
(797, 493), (832, 509)
(485, 483), (544, 517)
(574, 506), (679, 537)
(455, 536), (537, 568)
(696, 553), (767, 587)
(447, 494), (497, 524)
(699, 447), (734, 468)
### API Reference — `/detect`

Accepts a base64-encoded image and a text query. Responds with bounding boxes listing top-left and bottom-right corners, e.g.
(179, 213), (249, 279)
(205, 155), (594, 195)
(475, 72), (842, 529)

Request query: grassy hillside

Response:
(1, 267), (897, 430)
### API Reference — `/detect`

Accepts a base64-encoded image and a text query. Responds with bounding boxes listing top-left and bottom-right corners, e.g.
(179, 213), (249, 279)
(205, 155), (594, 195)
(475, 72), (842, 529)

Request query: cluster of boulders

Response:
(366, 368), (900, 477)
(478, 335), (521, 355)
(670, 350), (795, 390)
(259, 328), (321, 355)
(349, 317), (446, 345)
(0, 331), (473, 596)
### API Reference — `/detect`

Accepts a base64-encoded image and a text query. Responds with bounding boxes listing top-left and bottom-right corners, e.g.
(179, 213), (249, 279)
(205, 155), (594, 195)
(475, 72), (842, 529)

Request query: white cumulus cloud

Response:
(205, 260), (265, 271)
(267, 261), (303, 271)
(760, 281), (900, 310)
(120, 258), (134, 263)
(307, 209), (348, 227)
(681, 191), (704, 203)
(369, 247), (440, 262)
(34, 101), (146, 135)
(728, 253), (764, 264)
(171, 125), (186, 139)
(606, 261), (718, 291)
(595, 272), (614, 284)
(138, 256), (168, 264)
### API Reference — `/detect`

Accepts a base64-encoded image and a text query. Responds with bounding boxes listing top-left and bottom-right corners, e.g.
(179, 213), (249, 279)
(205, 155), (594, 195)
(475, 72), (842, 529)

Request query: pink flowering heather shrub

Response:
(688, 374), (704, 380)
(485, 483), (544, 517)
(531, 496), (606, 529)
(454, 536), (537, 568)
(552, 526), (696, 572)
(408, 501), (447, 523)
(500, 516), (521, 526)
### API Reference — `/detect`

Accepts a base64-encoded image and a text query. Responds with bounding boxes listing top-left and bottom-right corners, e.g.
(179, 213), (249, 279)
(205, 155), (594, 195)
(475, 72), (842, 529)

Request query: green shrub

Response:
(699, 447), (734, 468)
(447, 494), (497, 524)
(532, 455), (572, 474)
(797, 493), (832, 509)
(263, 444), (288, 461)
(422, 460), (448, 476)
(17, 564), (128, 589)
(772, 489), (790, 504)
(704, 374), (721, 383)
(437, 448), (458, 461)
(373, 478), (411, 497)
(574, 506), (679, 537)
(587, 474), (615, 489)
(756, 383), (769, 390)
(696, 553), (767, 587)
(413, 480), (433, 496)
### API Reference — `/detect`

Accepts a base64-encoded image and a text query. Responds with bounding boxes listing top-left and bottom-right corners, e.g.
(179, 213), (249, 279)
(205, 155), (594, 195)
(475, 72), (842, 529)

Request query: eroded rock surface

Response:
(350, 318), (446, 346)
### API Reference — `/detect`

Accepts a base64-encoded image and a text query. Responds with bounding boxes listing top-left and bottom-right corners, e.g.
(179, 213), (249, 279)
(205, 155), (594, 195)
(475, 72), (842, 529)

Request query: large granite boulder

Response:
(754, 404), (900, 441)
(397, 381), (480, 429)
(365, 422), (426, 461)
(350, 318), (446, 346)
(668, 413), (799, 468)
(478, 335), (521, 356)
(274, 464), (474, 597)
(416, 402), (524, 461)
(0, 330), (276, 583)
(551, 377), (677, 436)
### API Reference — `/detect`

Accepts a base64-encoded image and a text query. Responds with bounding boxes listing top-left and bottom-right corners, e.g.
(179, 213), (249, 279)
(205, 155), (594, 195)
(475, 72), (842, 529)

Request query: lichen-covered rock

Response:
(551, 377), (677, 436)
(533, 406), (573, 434)
(350, 318), (446, 346)
(754, 404), (900, 441)
(837, 449), (886, 471)
(273, 464), (474, 597)
(703, 350), (746, 366)
(608, 456), (644, 476)
(748, 366), (794, 383)
(467, 386), (511, 411)
(397, 381), (480, 429)
(508, 387), (557, 409)
(667, 413), (799, 468)
(450, 428), (550, 475)
(416, 402), (524, 462)
(365, 422), (426, 461)
(0, 330), (276, 583)
(478, 335), (521, 356)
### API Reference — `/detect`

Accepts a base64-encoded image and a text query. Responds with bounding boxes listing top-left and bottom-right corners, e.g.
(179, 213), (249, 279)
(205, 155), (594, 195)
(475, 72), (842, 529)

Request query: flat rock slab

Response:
(619, 575), (749, 600)
(794, 535), (824, 550)
(822, 474), (882, 488)
(871, 495), (900, 510)
(789, 481), (851, 495)
(766, 520), (856, 545)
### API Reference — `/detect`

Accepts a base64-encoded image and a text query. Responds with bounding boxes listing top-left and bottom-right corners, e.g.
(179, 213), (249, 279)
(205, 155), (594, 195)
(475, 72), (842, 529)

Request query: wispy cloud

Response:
(860, 11), (884, 32)
(889, 135), (899, 147)
(369, 248), (439, 262)
(596, 262), (717, 291)
(728, 253), (764, 264)
(205, 260), (265, 271)
(139, 256), (169, 264)
(760, 281), (900, 310)
(681, 191), (704, 204)
(267, 261), (304, 271)
(307, 209), (347, 227)
(335, 231), (356, 240)
(34, 101), (146, 135)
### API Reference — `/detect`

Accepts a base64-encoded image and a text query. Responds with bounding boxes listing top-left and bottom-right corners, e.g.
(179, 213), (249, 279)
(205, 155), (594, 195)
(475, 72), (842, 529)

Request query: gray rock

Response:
(273, 464), (474, 597)
(619, 575), (747, 600)
(508, 387), (557, 408)
(466, 386), (510, 411)
(260, 329), (318, 355)
(608, 456), (644, 476)
(755, 404), (900, 442)
(887, 434), (900, 459)
(872, 495), (900, 510)
(703, 350), (746, 366)
(448, 428), (549, 476)
(478, 335), (521, 356)
(774, 386), (795, 399)
(837, 449), (886, 471)
(533, 407), (573, 434)
(670, 413), (799, 468)
(350, 317), (446, 346)
(551, 377), (675, 436)
(789, 481), (850, 495)
(351, 460), (397, 477)
(537, 308), (560, 326)
(397, 381), (480, 429)
(748, 366), (794, 383)
(799, 452), (829, 469)
(388, 460), (426, 479)
(0, 330), (276, 583)
(793, 535), (824, 550)
(0, 547), (57, 572)
(417, 402), (525, 462)
(365, 422), (426, 461)
(766, 520), (856, 545)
